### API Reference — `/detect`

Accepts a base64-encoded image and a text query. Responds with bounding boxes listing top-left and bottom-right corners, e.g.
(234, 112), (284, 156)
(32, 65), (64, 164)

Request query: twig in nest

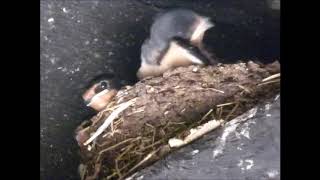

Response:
(145, 123), (155, 130)
(217, 102), (236, 107)
(84, 98), (137, 146)
(78, 164), (87, 180)
(107, 172), (118, 180)
(196, 87), (224, 93)
(262, 73), (280, 82)
(258, 79), (280, 86)
(169, 119), (224, 148)
(225, 103), (240, 121)
(139, 139), (164, 152)
(192, 109), (214, 127)
(92, 101), (117, 126)
(107, 159), (137, 180)
(115, 144), (137, 178)
(117, 144), (135, 161)
(115, 159), (122, 179)
(217, 106), (223, 120)
(200, 109), (213, 122)
(108, 161), (137, 180)
(237, 85), (251, 93)
(207, 88), (225, 94)
(121, 148), (160, 179)
(85, 163), (101, 180)
(152, 129), (156, 145)
(96, 137), (141, 162)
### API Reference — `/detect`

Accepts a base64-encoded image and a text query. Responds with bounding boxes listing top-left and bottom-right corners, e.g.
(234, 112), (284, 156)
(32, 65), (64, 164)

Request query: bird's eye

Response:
(100, 81), (108, 89)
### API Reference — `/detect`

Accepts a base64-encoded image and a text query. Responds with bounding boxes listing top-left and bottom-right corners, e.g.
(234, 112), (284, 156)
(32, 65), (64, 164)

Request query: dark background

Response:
(40, 0), (280, 179)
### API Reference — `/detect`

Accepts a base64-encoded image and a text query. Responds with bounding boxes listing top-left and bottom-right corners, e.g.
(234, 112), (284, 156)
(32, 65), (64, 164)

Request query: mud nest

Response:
(75, 61), (280, 180)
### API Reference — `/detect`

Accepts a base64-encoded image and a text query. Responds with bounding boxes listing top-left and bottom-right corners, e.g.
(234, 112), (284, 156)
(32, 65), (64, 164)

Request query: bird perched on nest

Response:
(83, 9), (217, 111)
(137, 8), (217, 79)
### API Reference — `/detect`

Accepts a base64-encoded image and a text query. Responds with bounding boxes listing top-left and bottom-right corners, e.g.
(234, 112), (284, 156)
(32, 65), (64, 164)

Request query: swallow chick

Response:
(137, 9), (217, 79)
(82, 73), (122, 111)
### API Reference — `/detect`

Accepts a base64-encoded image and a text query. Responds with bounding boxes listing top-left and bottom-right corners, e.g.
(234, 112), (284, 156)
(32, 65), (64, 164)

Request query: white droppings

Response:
(274, 94), (280, 101)
(238, 159), (254, 171)
(266, 114), (272, 117)
(108, 51), (114, 56)
(213, 108), (257, 158)
(234, 131), (241, 139)
(57, 67), (67, 72)
(237, 146), (242, 150)
(136, 175), (144, 180)
(191, 149), (199, 155)
(239, 125), (250, 139)
(48, 18), (54, 23)
(62, 7), (69, 13)
(94, 38), (98, 42)
(44, 36), (48, 41)
(192, 67), (199, 72)
(266, 169), (279, 178)
(40, 128), (45, 138)
(213, 121), (238, 158)
(75, 67), (80, 72)
(94, 53), (101, 58)
(265, 104), (271, 111)
(49, 57), (56, 64)
(77, 20), (81, 23)
(247, 109), (257, 119)
(245, 159), (254, 170)
(85, 40), (90, 45)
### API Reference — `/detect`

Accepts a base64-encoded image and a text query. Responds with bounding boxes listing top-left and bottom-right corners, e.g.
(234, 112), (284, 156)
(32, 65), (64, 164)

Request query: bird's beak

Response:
(83, 88), (117, 111)
(85, 89), (110, 107)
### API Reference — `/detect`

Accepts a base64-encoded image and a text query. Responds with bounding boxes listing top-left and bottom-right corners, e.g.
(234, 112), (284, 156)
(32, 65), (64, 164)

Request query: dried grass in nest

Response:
(75, 61), (280, 180)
